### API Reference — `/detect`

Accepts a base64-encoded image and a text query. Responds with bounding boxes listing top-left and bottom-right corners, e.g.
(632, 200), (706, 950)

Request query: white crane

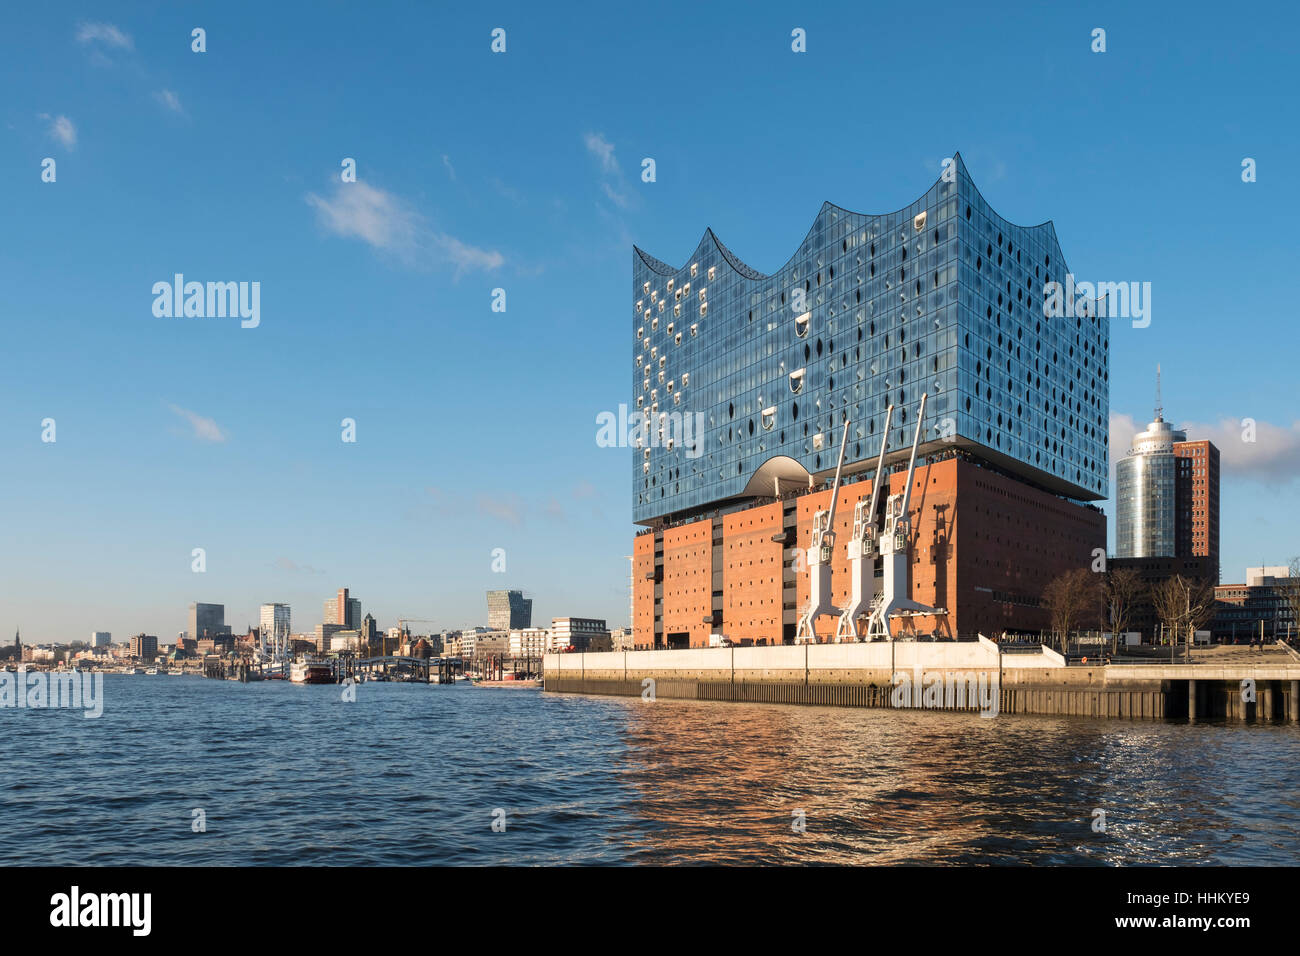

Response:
(835, 404), (894, 642)
(865, 393), (941, 641)
(795, 420), (850, 644)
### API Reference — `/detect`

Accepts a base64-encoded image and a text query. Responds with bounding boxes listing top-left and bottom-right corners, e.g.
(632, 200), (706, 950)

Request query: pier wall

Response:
(543, 643), (1300, 722)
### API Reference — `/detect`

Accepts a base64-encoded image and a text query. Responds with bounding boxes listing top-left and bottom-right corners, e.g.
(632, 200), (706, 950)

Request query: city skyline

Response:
(4, 4), (1300, 642)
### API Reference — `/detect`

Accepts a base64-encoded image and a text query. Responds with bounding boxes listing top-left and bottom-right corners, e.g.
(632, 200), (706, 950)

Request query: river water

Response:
(5, 676), (1299, 865)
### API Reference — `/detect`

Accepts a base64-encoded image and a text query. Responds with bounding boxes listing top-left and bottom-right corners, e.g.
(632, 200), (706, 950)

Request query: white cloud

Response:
(601, 181), (630, 209)
(1184, 417), (1300, 483)
(441, 154), (456, 181)
(306, 181), (422, 252)
(305, 180), (503, 275)
(433, 233), (504, 273)
(76, 21), (133, 50)
(585, 131), (637, 217)
(153, 90), (184, 114)
(1110, 411), (1300, 485)
(477, 494), (524, 527)
(40, 114), (76, 150)
(584, 132), (618, 175)
(168, 404), (227, 443)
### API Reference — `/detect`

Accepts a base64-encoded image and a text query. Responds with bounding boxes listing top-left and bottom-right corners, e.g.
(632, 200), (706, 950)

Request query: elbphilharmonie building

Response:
(631, 155), (1108, 648)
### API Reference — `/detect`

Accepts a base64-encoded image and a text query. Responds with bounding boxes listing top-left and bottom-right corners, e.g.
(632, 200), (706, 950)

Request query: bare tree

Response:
(1042, 568), (1099, 651)
(1100, 567), (1145, 654)
(1151, 574), (1215, 653)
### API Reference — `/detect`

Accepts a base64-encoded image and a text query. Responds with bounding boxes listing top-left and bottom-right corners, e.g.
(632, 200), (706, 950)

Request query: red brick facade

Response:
(632, 457), (1106, 647)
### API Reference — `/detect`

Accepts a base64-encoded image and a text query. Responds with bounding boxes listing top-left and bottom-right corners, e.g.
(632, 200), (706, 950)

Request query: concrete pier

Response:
(543, 641), (1300, 723)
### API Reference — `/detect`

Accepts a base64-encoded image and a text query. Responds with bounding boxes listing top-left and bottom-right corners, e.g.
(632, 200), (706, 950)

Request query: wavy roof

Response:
(633, 152), (1064, 282)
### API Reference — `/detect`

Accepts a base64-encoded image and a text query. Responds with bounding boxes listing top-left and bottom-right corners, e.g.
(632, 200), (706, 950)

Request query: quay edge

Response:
(542, 639), (1300, 722)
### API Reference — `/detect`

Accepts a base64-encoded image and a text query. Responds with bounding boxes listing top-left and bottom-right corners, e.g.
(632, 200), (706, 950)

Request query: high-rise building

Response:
(259, 604), (291, 652)
(486, 590), (532, 630)
(1174, 439), (1220, 581)
(91, 631), (111, 647)
(630, 155), (1108, 646)
(130, 633), (159, 660)
(1115, 372), (1219, 580)
(323, 589), (361, 629)
(1116, 414), (1183, 560)
(188, 603), (230, 641)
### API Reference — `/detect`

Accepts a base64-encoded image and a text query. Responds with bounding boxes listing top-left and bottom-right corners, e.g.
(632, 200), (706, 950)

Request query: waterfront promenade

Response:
(544, 639), (1300, 722)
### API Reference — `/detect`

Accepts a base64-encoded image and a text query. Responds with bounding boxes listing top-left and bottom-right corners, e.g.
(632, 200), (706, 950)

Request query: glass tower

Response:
(632, 153), (1108, 525)
(1115, 415), (1186, 558)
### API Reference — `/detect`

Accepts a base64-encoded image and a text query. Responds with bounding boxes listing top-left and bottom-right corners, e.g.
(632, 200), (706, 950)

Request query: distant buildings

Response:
(508, 628), (549, 658)
(609, 627), (634, 651)
(259, 604), (291, 647)
(315, 623), (345, 652)
(323, 588), (361, 630)
(487, 590), (532, 630)
(1212, 567), (1300, 642)
(1115, 379), (1220, 580)
(329, 630), (361, 653)
(129, 633), (159, 660)
(551, 618), (611, 652)
(91, 631), (111, 647)
(188, 603), (231, 641)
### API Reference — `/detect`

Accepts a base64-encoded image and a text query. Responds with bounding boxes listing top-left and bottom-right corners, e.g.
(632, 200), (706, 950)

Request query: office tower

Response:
(259, 604), (291, 652)
(90, 631), (111, 647)
(1116, 371), (1220, 579)
(188, 603), (230, 641)
(486, 590), (533, 630)
(324, 588), (361, 629)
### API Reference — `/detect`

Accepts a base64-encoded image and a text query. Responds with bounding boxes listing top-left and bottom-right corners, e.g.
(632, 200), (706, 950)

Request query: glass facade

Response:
(633, 154), (1109, 524)
(1115, 417), (1186, 558)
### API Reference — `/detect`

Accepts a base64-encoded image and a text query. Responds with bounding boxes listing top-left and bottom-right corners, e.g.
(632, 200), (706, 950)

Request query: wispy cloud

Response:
(477, 493), (524, 527)
(441, 154), (456, 181)
(584, 131), (632, 209)
(305, 180), (503, 276)
(39, 114), (76, 150)
(275, 557), (325, 575)
(584, 132), (618, 175)
(153, 89), (185, 115)
(76, 21), (133, 50)
(168, 404), (227, 443)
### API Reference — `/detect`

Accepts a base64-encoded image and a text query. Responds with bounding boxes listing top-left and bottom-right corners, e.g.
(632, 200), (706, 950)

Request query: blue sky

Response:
(3, 1), (1298, 643)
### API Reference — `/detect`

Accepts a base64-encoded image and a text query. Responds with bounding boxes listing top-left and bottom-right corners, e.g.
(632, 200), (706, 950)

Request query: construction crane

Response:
(795, 419), (850, 644)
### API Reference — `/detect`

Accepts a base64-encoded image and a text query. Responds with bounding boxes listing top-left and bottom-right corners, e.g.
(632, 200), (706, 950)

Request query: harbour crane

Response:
(835, 403), (894, 642)
(865, 392), (942, 641)
(795, 419), (850, 644)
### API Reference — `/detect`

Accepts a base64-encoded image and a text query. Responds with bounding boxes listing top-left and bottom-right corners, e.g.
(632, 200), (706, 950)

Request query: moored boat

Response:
(290, 661), (335, 684)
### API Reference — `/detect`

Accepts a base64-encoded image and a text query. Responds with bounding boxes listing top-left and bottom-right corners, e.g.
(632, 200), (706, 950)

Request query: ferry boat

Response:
(126, 667), (143, 675)
(145, 668), (159, 676)
(168, 669), (184, 676)
(290, 661), (335, 684)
